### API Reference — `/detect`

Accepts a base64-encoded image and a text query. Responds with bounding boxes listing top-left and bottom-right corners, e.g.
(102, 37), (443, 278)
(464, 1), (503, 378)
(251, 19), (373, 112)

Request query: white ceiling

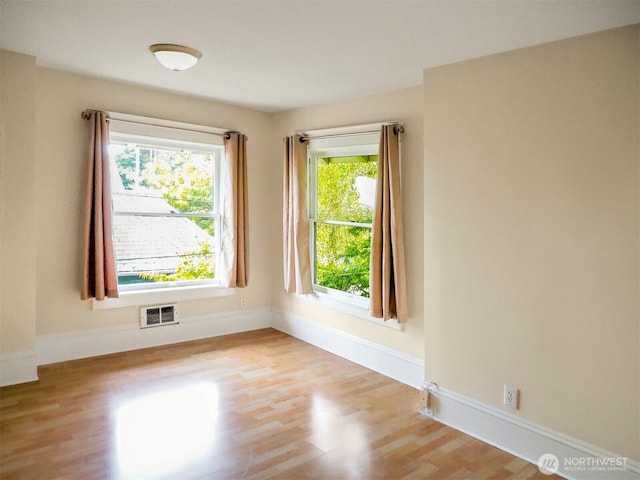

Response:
(1, 0), (638, 112)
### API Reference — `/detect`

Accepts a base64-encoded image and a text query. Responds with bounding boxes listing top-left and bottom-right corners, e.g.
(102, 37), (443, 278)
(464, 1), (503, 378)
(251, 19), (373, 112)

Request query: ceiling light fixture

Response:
(149, 44), (202, 71)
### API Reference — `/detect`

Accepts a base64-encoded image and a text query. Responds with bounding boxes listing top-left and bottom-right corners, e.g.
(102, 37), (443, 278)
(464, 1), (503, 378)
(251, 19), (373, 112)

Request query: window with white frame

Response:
(308, 131), (379, 303)
(108, 117), (224, 291)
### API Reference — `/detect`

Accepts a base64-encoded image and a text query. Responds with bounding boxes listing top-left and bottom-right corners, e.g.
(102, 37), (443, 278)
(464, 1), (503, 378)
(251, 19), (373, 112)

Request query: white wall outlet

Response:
(504, 385), (519, 409)
(240, 297), (246, 309)
(420, 389), (430, 409)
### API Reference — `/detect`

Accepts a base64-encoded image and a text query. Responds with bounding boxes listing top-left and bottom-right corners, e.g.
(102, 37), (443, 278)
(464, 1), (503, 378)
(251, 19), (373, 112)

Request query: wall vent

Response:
(140, 304), (179, 328)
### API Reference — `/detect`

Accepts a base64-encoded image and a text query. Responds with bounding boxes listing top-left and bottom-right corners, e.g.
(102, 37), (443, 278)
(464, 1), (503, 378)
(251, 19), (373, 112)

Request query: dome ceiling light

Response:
(149, 44), (202, 71)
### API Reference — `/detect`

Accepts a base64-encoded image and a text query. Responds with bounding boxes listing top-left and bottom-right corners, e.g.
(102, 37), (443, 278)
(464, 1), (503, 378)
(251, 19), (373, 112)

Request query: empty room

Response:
(0, 1), (638, 479)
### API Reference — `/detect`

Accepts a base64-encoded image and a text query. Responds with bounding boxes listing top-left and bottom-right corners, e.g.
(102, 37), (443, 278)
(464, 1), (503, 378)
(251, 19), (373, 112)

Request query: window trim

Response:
(108, 112), (228, 146)
(307, 139), (379, 301)
(92, 284), (235, 310)
(108, 124), (223, 292)
(295, 290), (403, 331)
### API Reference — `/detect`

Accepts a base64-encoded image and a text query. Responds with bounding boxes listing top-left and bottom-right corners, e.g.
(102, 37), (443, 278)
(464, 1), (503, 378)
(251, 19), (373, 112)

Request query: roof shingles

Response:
(112, 191), (213, 275)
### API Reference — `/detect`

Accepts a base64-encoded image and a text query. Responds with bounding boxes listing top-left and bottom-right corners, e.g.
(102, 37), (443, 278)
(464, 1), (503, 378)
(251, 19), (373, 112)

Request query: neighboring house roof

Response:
(112, 190), (213, 275)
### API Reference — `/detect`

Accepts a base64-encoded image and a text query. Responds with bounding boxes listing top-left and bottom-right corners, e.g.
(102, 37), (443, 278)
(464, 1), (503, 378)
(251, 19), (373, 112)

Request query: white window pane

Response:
(110, 145), (214, 215)
(316, 155), (377, 222)
(313, 223), (371, 298)
(113, 214), (215, 286)
(109, 132), (221, 288)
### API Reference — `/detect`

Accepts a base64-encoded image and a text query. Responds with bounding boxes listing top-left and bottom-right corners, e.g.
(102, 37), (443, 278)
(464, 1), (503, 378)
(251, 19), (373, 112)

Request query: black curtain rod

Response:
(284, 124), (404, 143)
(81, 110), (242, 140)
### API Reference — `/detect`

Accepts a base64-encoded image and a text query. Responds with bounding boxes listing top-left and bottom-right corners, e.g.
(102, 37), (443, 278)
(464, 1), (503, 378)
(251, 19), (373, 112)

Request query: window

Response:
(309, 137), (379, 302)
(108, 118), (224, 291)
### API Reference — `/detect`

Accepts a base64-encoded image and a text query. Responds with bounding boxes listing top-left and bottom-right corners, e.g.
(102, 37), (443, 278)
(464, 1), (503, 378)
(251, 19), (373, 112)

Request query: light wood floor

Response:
(1, 328), (554, 479)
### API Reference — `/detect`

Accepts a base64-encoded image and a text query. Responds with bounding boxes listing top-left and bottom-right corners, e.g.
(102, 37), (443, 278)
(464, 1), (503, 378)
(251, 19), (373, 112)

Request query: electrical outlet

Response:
(504, 385), (519, 409)
(240, 297), (246, 309)
(419, 390), (430, 409)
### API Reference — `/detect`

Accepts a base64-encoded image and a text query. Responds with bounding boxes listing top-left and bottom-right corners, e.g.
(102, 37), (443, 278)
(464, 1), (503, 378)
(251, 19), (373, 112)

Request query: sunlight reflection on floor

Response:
(114, 382), (218, 479)
(309, 393), (371, 477)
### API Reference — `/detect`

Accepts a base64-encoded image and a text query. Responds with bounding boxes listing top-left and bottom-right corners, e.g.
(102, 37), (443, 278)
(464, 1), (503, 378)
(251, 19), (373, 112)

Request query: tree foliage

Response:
(112, 145), (378, 292)
(314, 156), (377, 297)
(140, 151), (214, 234)
(114, 146), (137, 189)
(113, 145), (215, 283)
(140, 241), (214, 282)
(113, 146), (156, 190)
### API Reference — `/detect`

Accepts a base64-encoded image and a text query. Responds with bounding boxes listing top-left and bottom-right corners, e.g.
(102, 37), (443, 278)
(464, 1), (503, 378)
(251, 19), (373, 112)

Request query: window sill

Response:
(92, 284), (235, 310)
(296, 290), (403, 331)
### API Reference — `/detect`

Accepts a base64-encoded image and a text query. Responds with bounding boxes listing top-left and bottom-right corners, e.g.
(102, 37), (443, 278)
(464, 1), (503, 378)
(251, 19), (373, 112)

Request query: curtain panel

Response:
(283, 135), (313, 294)
(80, 111), (119, 300)
(220, 133), (249, 288)
(370, 125), (408, 322)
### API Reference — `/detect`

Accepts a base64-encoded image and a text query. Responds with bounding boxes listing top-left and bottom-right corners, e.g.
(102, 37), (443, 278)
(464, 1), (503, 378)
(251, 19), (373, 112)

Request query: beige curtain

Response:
(283, 135), (313, 294)
(220, 133), (249, 288)
(80, 111), (119, 300)
(370, 125), (407, 322)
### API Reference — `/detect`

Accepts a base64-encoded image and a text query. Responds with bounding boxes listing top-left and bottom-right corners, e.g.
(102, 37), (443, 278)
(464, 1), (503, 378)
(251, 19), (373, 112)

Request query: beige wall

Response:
(0, 51), (37, 353)
(272, 87), (424, 360)
(34, 68), (278, 335)
(1, 23), (637, 462)
(423, 25), (639, 460)
(0, 57), (277, 342)
(0, 52), (425, 361)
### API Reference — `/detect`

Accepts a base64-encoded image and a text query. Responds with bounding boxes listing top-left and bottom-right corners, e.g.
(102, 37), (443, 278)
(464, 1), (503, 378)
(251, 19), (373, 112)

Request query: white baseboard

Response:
(37, 307), (272, 365)
(0, 349), (38, 387)
(272, 309), (424, 388)
(29, 306), (424, 390)
(5, 307), (638, 480)
(420, 383), (639, 480)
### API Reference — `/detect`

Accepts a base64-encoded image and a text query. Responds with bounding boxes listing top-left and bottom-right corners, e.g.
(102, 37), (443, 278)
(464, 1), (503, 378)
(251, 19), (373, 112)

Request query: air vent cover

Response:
(140, 304), (178, 328)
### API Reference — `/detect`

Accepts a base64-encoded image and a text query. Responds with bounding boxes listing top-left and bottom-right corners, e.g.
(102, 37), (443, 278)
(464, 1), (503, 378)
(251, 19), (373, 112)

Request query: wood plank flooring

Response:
(0, 328), (554, 479)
